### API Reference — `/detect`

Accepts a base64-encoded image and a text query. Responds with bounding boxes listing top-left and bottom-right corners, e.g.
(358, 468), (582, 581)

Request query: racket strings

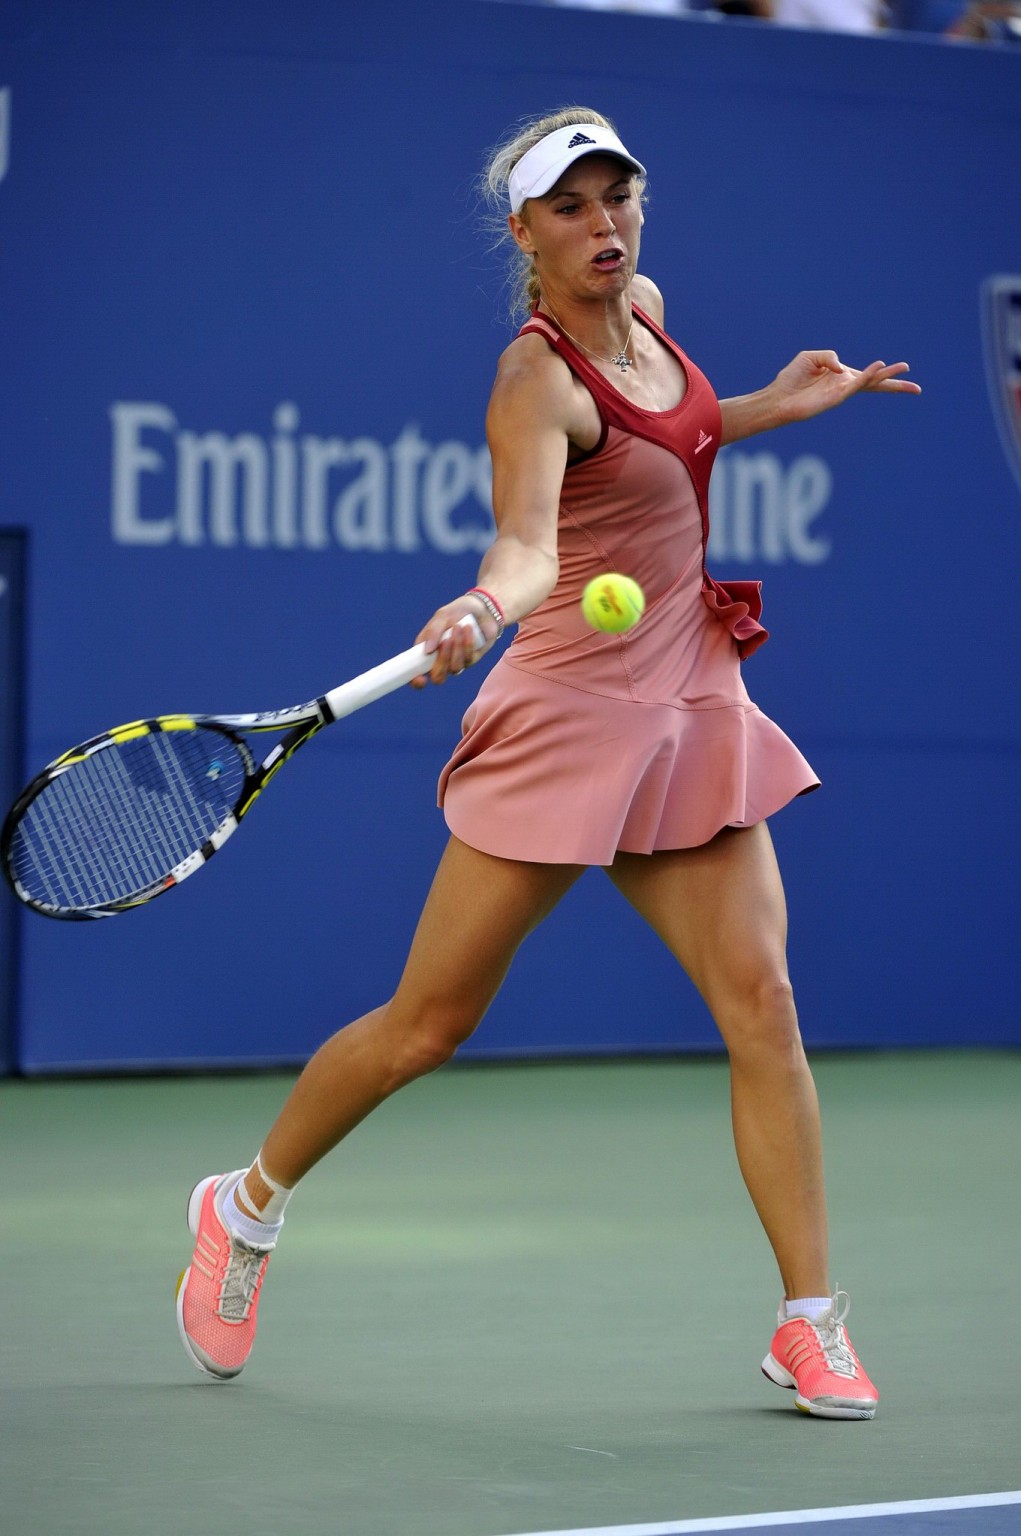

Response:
(8, 728), (249, 911)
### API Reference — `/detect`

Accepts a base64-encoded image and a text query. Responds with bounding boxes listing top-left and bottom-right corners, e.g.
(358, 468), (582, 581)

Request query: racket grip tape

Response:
(322, 615), (486, 722)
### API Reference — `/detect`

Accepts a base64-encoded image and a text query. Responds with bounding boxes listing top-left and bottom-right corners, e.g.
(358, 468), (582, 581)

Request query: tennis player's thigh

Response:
(393, 834), (584, 1020)
(606, 823), (791, 1016)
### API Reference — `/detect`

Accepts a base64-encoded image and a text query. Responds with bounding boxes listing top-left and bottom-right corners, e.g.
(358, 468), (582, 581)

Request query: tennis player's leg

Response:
(608, 823), (824, 1295)
(177, 835), (583, 1379)
(606, 822), (878, 1417)
(251, 836), (583, 1191)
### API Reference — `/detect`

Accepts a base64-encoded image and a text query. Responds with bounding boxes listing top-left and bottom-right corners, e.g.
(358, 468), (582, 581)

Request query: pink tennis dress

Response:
(438, 306), (819, 864)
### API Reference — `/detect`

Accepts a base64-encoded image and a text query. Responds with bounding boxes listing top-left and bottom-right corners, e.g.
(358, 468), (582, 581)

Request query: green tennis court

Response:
(2, 1050), (1017, 1536)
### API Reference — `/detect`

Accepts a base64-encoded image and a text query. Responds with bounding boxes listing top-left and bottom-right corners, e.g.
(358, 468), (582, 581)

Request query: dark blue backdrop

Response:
(0, 531), (26, 1073)
(1, 0), (1019, 1071)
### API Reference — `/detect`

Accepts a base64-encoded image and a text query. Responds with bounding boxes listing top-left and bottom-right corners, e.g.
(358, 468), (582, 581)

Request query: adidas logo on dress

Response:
(695, 429), (713, 454)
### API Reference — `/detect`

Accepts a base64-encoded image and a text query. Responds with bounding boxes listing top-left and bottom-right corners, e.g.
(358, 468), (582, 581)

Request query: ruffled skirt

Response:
(438, 660), (819, 865)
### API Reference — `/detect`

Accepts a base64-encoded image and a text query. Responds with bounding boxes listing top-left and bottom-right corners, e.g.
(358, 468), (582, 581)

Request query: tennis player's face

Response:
(516, 154), (643, 300)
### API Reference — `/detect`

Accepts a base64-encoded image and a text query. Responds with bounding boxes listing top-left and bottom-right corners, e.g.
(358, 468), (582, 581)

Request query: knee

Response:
(714, 971), (801, 1062)
(383, 998), (481, 1090)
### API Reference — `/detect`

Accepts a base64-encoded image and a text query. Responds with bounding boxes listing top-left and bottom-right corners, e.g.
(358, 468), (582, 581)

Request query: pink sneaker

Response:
(175, 1171), (274, 1380)
(761, 1290), (879, 1419)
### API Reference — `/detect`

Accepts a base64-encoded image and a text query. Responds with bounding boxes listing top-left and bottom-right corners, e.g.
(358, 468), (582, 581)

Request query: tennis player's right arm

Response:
(417, 344), (572, 675)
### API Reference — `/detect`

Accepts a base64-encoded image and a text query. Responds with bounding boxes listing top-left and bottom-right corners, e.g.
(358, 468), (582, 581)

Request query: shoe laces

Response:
(218, 1236), (270, 1322)
(813, 1289), (857, 1377)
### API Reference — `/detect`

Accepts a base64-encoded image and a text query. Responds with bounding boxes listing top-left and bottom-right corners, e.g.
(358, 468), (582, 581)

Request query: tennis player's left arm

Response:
(719, 350), (921, 446)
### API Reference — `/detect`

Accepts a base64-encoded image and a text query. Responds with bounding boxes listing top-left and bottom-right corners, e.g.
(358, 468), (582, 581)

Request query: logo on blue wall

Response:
(982, 275), (1021, 495)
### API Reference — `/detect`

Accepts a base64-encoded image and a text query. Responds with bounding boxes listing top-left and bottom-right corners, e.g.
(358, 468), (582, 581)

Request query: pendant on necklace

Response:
(612, 351), (633, 373)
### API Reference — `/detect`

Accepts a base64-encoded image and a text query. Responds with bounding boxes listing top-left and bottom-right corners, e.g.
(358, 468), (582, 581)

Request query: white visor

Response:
(508, 124), (646, 214)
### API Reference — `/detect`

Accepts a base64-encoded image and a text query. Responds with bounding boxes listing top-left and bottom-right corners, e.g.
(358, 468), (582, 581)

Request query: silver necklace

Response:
(541, 299), (635, 373)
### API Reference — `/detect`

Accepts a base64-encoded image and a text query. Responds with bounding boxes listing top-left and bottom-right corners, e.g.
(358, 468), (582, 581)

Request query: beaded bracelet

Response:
(467, 587), (506, 638)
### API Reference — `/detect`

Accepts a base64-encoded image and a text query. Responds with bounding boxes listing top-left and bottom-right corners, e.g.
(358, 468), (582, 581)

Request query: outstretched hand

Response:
(772, 351), (921, 425)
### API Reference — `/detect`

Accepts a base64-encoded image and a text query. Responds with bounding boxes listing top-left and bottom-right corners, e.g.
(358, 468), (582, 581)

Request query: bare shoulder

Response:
(632, 273), (665, 326)
(492, 331), (572, 399)
(488, 332), (578, 437)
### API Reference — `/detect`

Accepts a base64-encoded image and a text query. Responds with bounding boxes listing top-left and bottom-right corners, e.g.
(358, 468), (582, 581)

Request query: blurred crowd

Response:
(549, 0), (1021, 41)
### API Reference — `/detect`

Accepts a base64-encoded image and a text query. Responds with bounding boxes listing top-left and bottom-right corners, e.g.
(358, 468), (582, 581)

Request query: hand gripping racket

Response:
(1, 617), (484, 921)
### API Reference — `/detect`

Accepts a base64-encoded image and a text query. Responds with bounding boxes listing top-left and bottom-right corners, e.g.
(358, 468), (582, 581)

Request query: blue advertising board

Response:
(0, 531), (26, 1074)
(0, 0), (1019, 1070)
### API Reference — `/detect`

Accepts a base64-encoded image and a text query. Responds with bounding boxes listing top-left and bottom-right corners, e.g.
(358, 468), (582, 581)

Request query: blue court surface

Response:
(503, 1493), (1021, 1536)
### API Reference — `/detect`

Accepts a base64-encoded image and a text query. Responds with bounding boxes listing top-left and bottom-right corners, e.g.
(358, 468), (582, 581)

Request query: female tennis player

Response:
(176, 108), (919, 1418)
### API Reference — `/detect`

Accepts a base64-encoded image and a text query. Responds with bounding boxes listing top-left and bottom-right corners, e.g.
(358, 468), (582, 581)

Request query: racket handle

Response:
(322, 614), (486, 722)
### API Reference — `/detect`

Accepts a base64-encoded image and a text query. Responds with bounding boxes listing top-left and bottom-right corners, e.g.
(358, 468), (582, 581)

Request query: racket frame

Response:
(1, 618), (484, 920)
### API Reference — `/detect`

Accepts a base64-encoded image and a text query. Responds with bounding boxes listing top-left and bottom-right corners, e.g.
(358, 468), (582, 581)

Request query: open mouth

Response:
(593, 248), (624, 269)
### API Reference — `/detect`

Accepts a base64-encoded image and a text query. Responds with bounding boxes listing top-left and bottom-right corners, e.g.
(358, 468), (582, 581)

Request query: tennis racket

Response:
(1, 616), (484, 921)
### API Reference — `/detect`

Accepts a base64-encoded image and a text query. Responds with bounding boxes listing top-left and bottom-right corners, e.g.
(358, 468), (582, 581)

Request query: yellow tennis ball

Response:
(581, 573), (646, 634)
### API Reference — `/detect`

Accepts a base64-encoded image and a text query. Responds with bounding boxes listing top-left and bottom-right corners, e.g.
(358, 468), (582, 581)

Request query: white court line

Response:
(497, 1489), (1021, 1536)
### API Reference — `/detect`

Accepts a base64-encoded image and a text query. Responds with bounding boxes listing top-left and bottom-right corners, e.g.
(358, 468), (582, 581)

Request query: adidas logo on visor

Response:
(507, 125), (646, 213)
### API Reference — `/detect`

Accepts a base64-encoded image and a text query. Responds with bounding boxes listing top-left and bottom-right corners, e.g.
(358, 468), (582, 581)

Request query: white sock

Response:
(785, 1295), (833, 1323)
(223, 1178), (283, 1247)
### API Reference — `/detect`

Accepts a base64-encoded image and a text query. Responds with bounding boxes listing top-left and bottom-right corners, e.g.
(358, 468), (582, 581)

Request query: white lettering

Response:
(334, 439), (388, 550)
(271, 402), (300, 548)
(708, 450), (833, 565)
(785, 456), (832, 564)
(734, 453), (785, 563)
(109, 403), (496, 554)
(301, 437), (347, 549)
(422, 442), (477, 554)
(391, 425), (430, 552)
(176, 433), (269, 547)
(110, 402), (178, 545)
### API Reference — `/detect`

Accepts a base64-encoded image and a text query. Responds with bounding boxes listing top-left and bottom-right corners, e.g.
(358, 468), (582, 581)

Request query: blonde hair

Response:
(480, 106), (645, 321)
